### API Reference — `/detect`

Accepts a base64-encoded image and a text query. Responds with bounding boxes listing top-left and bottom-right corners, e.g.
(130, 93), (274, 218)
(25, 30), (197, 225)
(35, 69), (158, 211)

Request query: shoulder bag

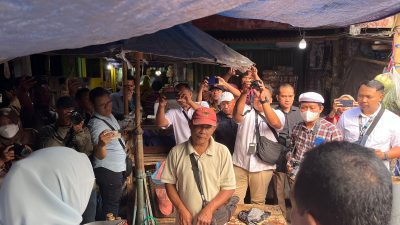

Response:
(189, 153), (239, 225)
(254, 110), (285, 165)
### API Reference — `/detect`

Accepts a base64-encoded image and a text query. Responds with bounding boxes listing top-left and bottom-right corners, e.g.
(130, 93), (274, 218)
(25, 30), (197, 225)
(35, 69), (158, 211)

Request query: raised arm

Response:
(155, 96), (170, 128)
(216, 76), (241, 97)
(258, 82), (282, 129)
(233, 87), (249, 123)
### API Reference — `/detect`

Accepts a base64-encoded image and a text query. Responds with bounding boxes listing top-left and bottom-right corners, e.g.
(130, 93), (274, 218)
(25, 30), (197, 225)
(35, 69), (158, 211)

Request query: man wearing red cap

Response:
(161, 107), (236, 225)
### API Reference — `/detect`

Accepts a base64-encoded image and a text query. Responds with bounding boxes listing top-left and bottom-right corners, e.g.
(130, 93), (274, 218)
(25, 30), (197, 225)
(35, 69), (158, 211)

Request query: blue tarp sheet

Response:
(1, 0), (399, 60)
(51, 23), (255, 68)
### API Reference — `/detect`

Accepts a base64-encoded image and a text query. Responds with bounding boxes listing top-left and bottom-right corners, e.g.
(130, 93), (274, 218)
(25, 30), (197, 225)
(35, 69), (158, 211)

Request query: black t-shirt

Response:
(215, 111), (238, 154)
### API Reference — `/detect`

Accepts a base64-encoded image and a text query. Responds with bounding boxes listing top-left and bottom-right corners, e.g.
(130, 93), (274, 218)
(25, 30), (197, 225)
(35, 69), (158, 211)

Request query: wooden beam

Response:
(353, 57), (388, 66)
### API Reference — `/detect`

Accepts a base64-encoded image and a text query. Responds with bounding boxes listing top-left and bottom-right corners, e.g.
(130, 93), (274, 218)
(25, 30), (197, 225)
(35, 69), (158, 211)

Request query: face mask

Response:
(0, 124), (19, 138)
(301, 110), (319, 122)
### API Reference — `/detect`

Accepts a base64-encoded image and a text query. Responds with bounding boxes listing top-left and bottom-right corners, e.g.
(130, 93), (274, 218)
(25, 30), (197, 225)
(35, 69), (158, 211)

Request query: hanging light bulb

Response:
(299, 38), (307, 49)
(107, 63), (113, 70)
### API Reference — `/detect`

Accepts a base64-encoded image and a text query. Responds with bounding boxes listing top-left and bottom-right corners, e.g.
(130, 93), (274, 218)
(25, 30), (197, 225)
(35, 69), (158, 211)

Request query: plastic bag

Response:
(375, 69), (400, 114)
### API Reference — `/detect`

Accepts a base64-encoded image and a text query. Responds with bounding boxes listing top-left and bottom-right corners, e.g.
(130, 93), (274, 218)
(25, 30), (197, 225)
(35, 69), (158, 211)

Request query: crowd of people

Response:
(0, 66), (399, 225)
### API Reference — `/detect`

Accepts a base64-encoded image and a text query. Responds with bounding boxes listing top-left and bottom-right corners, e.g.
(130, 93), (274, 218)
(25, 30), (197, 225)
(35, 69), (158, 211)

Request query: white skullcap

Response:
(299, 92), (324, 103)
(218, 92), (234, 105)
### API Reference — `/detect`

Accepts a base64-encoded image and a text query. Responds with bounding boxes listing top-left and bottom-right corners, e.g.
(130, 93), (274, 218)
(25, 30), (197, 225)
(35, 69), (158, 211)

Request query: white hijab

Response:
(0, 147), (95, 225)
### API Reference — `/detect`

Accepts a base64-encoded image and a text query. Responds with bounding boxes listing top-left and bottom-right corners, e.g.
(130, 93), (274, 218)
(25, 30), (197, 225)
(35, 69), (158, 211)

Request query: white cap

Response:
(299, 92), (324, 103)
(218, 92), (234, 105)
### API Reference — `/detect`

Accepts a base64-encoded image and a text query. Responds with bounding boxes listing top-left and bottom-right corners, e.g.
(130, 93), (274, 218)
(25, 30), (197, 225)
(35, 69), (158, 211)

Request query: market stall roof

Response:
(51, 23), (254, 69)
(1, 0), (400, 61)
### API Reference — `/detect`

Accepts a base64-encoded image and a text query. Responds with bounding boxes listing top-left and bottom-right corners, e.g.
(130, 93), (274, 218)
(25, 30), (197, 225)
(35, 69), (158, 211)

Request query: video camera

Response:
(13, 143), (30, 158)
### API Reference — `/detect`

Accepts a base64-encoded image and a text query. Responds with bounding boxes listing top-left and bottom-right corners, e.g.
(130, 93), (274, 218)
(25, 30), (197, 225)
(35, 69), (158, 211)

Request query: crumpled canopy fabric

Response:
(0, 0), (251, 60)
(222, 0), (400, 28)
(51, 23), (255, 69)
(0, 0), (399, 61)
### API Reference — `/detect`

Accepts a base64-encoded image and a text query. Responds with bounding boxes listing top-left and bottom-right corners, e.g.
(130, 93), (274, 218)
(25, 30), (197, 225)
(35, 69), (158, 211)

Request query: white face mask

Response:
(0, 124), (19, 138)
(300, 110), (319, 122)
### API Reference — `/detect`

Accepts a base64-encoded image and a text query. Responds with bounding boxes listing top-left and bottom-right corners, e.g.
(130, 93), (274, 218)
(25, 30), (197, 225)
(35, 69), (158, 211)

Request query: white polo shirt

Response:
(233, 105), (285, 172)
(165, 101), (209, 145)
(337, 106), (400, 169)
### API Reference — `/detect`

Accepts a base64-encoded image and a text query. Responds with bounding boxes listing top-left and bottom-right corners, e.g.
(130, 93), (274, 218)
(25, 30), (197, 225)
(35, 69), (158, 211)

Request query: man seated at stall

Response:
(291, 141), (392, 225)
(156, 83), (209, 145)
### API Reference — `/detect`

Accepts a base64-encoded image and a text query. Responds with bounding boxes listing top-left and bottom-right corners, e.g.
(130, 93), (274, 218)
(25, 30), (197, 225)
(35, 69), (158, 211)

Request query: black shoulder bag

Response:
(254, 110), (285, 165)
(189, 153), (239, 225)
(356, 107), (385, 146)
(92, 115), (132, 178)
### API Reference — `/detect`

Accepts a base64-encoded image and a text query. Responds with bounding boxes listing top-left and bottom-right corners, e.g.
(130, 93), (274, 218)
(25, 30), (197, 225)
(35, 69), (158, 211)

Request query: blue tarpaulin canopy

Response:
(51, 23), (255, 69)
(1, 0), (399, 61)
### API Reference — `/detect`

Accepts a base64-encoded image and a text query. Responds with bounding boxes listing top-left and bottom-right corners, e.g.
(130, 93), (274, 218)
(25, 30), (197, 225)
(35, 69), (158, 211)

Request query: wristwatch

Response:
(260, 97), (269, 104)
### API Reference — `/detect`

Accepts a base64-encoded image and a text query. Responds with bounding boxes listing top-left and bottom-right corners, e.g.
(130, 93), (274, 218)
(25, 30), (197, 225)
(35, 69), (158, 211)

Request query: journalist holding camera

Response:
(38, 96), (93, 156)
(0, 107), (37, 183)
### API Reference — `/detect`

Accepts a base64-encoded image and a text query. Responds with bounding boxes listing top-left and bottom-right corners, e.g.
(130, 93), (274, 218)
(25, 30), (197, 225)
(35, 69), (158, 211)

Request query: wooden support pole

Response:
(134, 51), (145, 225)
(394, 15), (400, 73)
(123, 61), (129, 117)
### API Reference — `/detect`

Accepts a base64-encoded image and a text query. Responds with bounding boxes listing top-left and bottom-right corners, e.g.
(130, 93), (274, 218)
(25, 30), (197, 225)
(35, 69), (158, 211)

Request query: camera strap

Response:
(357, 107), (385, 146)
(255, 110), (279, 141)
(92, 115), (126, 149)
(182, 110), (190, 122)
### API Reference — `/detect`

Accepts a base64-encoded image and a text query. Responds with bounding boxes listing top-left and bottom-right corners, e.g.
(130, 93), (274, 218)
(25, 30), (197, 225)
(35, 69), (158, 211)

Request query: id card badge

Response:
(314, 137), (325, 147)
(248, 143), (256, 155)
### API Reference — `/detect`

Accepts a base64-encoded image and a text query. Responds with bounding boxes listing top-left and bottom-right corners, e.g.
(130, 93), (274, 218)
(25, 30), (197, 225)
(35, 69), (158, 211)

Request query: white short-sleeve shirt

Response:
(164, 101), (209, 145)
(233, 105), (285, 172)
(337, 106), (400, 169)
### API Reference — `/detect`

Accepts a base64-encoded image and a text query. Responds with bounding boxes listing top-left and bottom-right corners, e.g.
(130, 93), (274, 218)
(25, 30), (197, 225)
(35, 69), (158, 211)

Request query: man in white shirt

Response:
(233, 80), (284, 204)
(156, 83), (209, 145)
(337, 80), (400, 170)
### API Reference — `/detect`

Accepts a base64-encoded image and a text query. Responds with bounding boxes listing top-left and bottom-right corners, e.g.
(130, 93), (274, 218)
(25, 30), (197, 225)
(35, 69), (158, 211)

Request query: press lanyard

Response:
(358, 115), (374, 137)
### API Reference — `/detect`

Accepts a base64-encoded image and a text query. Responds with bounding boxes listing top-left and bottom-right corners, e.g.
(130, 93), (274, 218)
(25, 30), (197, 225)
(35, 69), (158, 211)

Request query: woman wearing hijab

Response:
(0, 147), (95, 225)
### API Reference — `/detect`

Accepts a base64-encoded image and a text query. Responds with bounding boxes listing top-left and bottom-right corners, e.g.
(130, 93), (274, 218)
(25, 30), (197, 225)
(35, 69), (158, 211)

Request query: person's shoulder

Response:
(168, 142), (188, 155)
(212, 141), (231, 156)
(383, 109), (400, 120)
(273, 108), (285, 117)
(291, 106), (300, 111)
(38, 123), (56, 133)
(341, 107), (360, 118)
(320, 118), (339, 131)
(292, 121), (303, 131)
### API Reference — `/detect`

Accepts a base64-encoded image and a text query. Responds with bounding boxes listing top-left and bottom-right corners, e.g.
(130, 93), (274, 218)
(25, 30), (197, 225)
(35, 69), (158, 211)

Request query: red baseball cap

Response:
(191, 107), (217, 126)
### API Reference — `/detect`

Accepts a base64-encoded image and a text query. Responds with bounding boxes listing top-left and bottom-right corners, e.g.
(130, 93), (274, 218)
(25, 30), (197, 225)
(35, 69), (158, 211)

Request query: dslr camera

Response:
(70, 111), (84, 125)
(13, 143), (30, 158)
(250, 80), (262, 90)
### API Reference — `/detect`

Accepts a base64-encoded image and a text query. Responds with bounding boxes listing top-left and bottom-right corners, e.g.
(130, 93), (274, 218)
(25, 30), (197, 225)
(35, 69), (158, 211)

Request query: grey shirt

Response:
(274, 105), (303, 146)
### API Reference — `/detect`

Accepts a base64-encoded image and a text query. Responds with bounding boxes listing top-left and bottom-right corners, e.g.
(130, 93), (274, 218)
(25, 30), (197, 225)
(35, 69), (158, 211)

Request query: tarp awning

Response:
(1, 0), (400, 60)
(51, 23), (254, 68)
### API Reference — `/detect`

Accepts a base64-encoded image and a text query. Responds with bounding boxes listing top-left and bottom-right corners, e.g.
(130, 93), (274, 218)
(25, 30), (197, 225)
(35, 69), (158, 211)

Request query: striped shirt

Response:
(290, 118), (343, 161)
